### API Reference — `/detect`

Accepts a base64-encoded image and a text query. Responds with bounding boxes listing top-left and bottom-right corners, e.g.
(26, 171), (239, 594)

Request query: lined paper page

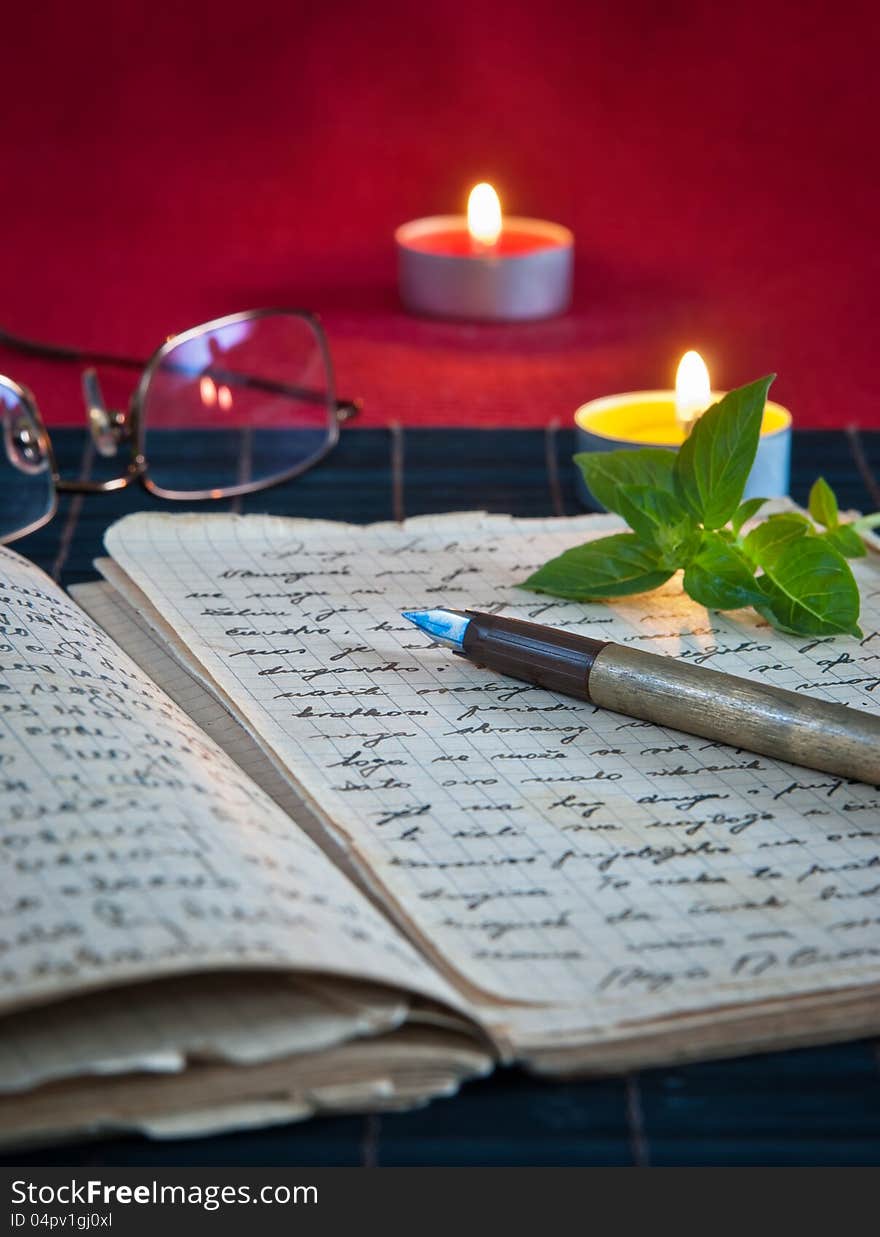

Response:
(105, 512), (880, 1027)
(0, 545), (458, 1012)
(71, 577), (395, 902)
(71, 581), (338, 844)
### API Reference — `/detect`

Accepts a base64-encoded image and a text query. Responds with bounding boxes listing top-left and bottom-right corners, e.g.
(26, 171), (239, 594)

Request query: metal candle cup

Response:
(573, 390), (793, 509)
(395, 214), (574, 322)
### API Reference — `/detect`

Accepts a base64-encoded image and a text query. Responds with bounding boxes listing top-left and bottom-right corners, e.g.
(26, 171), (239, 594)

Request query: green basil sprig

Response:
(522, 376), (879, 637)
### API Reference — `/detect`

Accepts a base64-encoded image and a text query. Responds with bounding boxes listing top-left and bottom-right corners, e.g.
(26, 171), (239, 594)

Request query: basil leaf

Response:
(731, 496), (768, 536)
(765, 511), (813, 524)
(683, 532), (764, 611)
(674, 375), (774, 529)
(822, 523), (867, 558)
(615, 484), (699, 566)
(574, 448), (676, 516)
(808, 476), (839, 528)
(742, 513), (810, 566)
(521, 533), (674, 599)
(755, 537), (861, 636)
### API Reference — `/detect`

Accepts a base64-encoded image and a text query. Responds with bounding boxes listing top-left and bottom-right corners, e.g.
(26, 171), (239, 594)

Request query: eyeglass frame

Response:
(0, 307), (360, 543)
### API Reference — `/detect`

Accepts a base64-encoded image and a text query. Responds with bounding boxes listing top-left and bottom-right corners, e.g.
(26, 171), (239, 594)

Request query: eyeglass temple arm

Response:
(0, 325), (144, 370)
(0, 326), (362, 420)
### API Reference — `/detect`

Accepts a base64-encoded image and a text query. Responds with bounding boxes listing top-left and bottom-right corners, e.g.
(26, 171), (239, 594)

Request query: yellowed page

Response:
(103, 511), (880, 1036)
(0, 1025), (492, 1146)
(0, 544), (460, 1014)
(70, 577), (358, 873)
(0, 974), (407, 1092)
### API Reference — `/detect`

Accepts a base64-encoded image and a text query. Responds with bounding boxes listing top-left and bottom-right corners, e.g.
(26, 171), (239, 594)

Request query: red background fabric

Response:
(1, 0), (877, 429)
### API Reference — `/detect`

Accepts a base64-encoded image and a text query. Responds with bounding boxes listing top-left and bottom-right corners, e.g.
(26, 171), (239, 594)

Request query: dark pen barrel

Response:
(462, 611), (608, 699)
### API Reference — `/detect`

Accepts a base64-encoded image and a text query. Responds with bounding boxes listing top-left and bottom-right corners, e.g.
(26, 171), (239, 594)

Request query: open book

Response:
(2, 510), (879, 1146)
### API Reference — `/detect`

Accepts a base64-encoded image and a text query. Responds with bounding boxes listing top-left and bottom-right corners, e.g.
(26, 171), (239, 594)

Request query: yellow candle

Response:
(573, 353), (793, 504)
(574, 390), (791, 447)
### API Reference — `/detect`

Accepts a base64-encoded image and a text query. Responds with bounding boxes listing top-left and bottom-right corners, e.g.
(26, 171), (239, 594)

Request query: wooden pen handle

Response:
(588, 645), (880, 785)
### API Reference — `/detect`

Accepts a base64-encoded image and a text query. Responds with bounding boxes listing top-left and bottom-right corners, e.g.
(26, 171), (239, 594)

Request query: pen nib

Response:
(401, 608), (469, 651)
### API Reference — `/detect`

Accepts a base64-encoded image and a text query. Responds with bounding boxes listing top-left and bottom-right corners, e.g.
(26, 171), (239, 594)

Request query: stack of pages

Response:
(1, 510), (879, 1145)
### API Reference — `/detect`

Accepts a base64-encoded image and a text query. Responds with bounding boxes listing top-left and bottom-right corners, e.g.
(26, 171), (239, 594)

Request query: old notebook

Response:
(1, 509), (879, 1145)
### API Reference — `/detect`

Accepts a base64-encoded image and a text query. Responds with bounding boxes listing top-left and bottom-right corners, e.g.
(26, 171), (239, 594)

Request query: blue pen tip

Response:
(400, 608), (469, 650)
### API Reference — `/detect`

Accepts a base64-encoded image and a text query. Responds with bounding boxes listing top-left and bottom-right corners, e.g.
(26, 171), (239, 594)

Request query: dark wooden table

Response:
(6, 426), (880, 1167)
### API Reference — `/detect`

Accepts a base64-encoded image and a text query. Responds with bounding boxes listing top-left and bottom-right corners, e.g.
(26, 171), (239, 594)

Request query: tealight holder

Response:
(395, 215), (574, 322)
(573, 390), (793, 508)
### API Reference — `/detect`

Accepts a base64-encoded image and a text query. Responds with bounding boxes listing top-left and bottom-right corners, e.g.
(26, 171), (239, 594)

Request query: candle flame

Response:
(675, 350), (711, 432)
(467, 182), (502, 247)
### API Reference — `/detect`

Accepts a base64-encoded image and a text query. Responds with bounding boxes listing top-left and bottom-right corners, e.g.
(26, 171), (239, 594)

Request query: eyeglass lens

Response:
(0, 382), (54, 543)
(140, 313), (335, 496)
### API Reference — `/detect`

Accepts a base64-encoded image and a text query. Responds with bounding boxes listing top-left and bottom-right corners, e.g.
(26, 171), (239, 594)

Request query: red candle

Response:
(402, 228), (561, 257)
(395, 183), (574, 322)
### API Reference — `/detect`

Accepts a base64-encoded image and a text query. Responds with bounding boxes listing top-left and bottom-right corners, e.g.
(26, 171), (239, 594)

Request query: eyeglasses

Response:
(0, 307), (360, 545)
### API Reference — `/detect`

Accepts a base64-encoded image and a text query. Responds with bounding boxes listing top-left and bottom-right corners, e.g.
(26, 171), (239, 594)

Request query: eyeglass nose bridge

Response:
(82, 368), (134, 458)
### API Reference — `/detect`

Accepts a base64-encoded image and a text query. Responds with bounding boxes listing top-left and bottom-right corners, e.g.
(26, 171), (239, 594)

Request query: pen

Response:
(401, 608), (880, 785)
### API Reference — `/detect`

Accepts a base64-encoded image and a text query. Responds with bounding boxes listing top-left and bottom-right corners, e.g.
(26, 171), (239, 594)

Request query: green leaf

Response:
(614, 484), (700, 567)
(574, 448), (676, 516)
(683, 532), (764, 611)
(674, 375), (775, 529)
(520, 533), (674, 600)
(755, 537), (861, 636)
(808, 476), (839, 528)
(822, 523), (867, 558)
(765, 510), (813, 525)
(853, 511), (880, 533)
(731, 496), (768, 536)
(742, 513), (810, 566)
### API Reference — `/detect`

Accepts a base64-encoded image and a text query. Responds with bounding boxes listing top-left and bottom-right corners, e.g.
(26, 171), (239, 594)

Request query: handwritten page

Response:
(0, 544), (458, 1014)
(104, 511), (880, 1036)
(70, 577), (368, 889)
